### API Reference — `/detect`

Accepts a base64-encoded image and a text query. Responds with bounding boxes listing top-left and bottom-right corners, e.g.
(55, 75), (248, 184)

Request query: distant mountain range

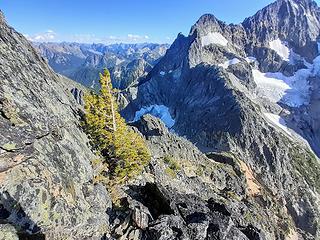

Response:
(35, 42), (169, 90)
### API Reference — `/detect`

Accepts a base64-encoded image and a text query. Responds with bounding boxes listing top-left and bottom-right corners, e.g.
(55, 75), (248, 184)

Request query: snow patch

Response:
(113, 70), (121, 78)
(253, 43), (320, 107)
(202, 32), (228, 47)
(269, 39), (291, 61)
(253, 60), (316, 108)
(252, 69), (290, 104)
(253, 68), (311, 107)
(219, 58), (241, 68)
(160, 71), (166, 76)
(245, 57), (257, 63)
(90, 80), (96, 89)
(290, 1), (299, 10)
(115, 59), (125, 66)
(133, 105), (175, 128)
(88, 49), (103, 55)
(264, 113), (291, 136)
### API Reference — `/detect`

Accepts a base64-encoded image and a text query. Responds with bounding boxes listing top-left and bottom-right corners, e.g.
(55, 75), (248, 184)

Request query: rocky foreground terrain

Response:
(0, 0), (320, 239)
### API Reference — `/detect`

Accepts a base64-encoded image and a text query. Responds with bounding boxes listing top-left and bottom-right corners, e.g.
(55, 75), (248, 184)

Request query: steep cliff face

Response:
(243, 0), (320, 58)
(123, 0), (320, 238)
(0, 11), (111, 239)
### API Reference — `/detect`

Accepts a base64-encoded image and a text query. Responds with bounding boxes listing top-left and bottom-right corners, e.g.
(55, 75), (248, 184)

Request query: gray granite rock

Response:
(122, 1), (320, 239)
(0, 10), (111, 239)
(107, 115), (302, 240)
(0, 224), (18, 240)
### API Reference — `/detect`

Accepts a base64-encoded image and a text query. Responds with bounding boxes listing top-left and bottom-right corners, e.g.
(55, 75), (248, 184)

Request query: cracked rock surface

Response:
(0, 10), (111, 239)
(122, 0), (320, 239)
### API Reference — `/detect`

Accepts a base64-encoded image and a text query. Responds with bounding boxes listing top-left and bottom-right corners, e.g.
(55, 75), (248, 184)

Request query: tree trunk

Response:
(106, 82), (117, 132)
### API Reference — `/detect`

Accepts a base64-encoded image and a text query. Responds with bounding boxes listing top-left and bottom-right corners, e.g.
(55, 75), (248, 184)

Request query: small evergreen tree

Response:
(83, 69), (150, 184)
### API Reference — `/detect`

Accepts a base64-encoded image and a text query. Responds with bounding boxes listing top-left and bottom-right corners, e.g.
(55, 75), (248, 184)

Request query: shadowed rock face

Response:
(123, 0), (320, 238)
(0, 10), (111, 239)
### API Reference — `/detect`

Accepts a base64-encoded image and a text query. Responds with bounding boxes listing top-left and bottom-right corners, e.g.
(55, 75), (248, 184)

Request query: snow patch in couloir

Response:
(245, 57), (257, 63)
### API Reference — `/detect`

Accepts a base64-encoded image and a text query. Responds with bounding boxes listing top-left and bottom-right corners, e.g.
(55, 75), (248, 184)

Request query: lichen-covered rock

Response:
(107, 115), (305, 239)
(0, 10), (111, 239)
(0, 224), (18, 240)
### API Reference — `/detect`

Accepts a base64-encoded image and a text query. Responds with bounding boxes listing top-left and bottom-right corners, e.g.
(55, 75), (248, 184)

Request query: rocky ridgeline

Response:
(110, 114), (292, 240)
(123, 0), (320, 239)
(0, 10), (111, 239)
(0, 0), (320, 239)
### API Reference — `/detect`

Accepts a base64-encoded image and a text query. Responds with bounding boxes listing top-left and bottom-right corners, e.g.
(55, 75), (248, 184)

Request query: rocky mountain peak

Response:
(287, 0), (317, 7)
(271, 0), (319, 18)
(184, 0), (320, 67)
(189, 14), (226, 36)
(122, 0), (320, 237)
(243, 0), (320, 48)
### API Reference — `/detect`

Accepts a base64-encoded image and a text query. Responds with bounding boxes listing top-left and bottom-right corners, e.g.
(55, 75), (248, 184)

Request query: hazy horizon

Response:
(0, 0), (286, 44)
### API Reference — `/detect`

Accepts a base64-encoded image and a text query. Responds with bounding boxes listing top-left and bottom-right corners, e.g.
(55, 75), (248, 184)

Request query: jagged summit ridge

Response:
(243, 0), (320, 47)
(123, 0), (320, 238)
(190, 0), (320, 49)
(189, 13), (227, 36)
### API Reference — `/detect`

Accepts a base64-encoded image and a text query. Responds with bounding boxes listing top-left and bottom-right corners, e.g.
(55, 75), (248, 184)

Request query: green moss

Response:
(225, 191), (241, 201)
(162, 155), (181, 178)
(243, 211), (255, 222)
(65, 180), (76, 202)
(290, 146), (320, 192)
(9, 115), (27, 127)
(163, 155), (181, 171)
(195, 165), (205, 176)
(165, 167), (177, 178)
(36, 199), (51, 225)
(1, 143), (17, 151)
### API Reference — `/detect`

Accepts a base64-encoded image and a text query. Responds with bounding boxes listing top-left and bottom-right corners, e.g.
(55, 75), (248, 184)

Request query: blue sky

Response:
(1, 0), (319, 44)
